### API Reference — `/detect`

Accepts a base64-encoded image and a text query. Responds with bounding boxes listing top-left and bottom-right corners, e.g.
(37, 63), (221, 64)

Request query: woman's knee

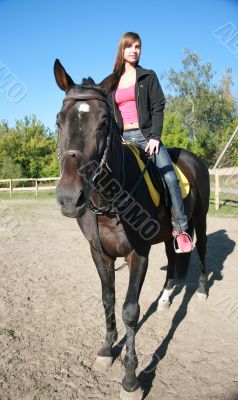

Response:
(164, 170), (179, 188)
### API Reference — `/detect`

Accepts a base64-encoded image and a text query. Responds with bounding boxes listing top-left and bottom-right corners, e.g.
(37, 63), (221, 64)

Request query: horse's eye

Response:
(100, 120), (107, 130)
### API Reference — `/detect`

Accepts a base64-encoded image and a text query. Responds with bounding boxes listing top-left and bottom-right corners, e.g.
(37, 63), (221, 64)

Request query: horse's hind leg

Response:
(193, 212), (208, 297)
(90, 245), (117, 371)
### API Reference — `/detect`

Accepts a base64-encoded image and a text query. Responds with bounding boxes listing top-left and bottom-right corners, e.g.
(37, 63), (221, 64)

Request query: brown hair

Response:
(113, 32), (142, 72)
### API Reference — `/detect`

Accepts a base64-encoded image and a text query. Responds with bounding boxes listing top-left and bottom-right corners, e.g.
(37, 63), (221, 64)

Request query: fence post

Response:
(215, 169), (220, 210)
(9, 179), (12, 198)
(35, 179), (38, 197)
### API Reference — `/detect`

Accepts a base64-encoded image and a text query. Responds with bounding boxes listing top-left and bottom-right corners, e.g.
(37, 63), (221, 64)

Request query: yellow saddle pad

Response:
(123, 141), (190, 207)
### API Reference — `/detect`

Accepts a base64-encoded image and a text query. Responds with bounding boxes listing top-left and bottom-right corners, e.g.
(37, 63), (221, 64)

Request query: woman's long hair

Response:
(113, 32), (141, 73)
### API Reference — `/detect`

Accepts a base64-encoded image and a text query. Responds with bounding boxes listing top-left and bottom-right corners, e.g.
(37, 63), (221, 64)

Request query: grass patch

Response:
(1, 190), (238, 217)
(209, 191), (238, 216)
(8, 356), (24, 367)
(208, 203), (238, 217)
(37, 385), (58, 396)
(210, 191), (238, 203)
(0, 327), (17, 339)
(0, 190), (56, 200)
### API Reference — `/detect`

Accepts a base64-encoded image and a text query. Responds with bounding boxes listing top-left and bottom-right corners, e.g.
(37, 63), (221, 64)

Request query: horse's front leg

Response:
(121, 248), (149, 400)
(90, 244), (118, 371)
(158, 238), (176, 310)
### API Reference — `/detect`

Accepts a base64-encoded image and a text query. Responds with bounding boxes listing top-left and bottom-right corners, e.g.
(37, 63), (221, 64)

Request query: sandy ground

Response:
(0, 198), (238, 400)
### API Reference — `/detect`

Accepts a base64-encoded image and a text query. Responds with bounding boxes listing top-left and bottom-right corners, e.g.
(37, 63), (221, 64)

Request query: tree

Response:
(0, 116), (59, 178)
(216, 119), (238, 167)
(0, 157), (22, 179)
(162, 112), (191, 149)
(164, 49), (238, 166)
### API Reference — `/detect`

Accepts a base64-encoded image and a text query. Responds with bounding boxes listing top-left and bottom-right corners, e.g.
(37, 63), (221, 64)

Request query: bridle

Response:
(58, 89), (127, 266)
(57, 88), (152, 266)
(58, 90), (115, 215)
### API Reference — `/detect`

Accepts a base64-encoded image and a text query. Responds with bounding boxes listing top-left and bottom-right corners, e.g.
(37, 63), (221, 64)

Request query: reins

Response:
(58, 89), (151, 270)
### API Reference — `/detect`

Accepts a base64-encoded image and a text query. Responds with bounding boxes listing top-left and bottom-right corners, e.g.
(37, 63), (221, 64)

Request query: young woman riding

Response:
(108, 31), (193, 253)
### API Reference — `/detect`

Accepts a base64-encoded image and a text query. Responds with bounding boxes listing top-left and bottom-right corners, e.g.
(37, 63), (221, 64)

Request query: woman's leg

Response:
(123, 129), (147, 148)
(153, 141), (193, 253)
(124, 131), (187, 230)
(153, 141), (188, 231)
(123, 131), (192, 251)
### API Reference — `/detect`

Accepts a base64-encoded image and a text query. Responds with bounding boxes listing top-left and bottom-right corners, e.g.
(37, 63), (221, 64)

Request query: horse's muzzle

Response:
(56, 184), (87, 217)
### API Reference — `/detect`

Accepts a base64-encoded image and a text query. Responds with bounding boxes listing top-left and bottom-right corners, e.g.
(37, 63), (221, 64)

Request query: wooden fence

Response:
(209, 167), (238, 210)
(0, 177), (60, 198)
(0, 168), (238, 210)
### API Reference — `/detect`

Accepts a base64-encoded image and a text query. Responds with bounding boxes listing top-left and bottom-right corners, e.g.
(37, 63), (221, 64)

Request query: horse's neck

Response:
(108, 132), (124, 185)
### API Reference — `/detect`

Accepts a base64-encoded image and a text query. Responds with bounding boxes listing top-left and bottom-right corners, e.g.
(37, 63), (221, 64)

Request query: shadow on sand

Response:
(112, 229), (236, 399)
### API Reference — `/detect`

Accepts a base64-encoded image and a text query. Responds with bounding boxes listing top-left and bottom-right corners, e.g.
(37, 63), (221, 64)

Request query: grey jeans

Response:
(123, 129), (188, 230)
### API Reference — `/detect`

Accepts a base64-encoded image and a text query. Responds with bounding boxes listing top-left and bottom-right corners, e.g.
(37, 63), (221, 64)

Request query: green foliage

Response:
(162, 112), (191, 149)
(0, 157), (21, 179)
(0, 50), (238, 178)
(0, 116), (59, 178)
(218, 119), (238, 166)
(164, 49), (238, 167)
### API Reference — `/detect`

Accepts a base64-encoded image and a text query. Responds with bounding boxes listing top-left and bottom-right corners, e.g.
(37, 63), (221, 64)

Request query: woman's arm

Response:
(148, 71), (166, 141)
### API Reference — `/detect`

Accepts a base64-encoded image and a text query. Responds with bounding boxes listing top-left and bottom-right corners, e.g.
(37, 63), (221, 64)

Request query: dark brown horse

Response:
(54, 59), (210, 400)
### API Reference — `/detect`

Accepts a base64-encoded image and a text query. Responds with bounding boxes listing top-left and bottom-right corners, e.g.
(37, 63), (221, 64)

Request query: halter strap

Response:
(61, 149), (83, 159)
(63, 92), (109, 104)
(59, 91), (113, 181)
(58, 90), (116, 262)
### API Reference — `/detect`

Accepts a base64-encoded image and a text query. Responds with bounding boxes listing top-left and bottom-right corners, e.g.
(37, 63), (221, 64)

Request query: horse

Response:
(54, 59), (210, 400)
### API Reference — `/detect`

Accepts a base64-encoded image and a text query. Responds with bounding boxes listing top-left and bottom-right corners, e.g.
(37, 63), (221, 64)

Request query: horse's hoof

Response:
(93, 356), (113, 372)
(196, 291), (207, 302)
(120, 386), (144, 400)
(157, 301), (170, 311)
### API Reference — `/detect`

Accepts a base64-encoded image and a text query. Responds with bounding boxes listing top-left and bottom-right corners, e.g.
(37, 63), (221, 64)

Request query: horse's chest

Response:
(98, 217), (132, 257)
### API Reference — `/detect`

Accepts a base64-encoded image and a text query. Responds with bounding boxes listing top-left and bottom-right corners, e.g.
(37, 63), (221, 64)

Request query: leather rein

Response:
(58, 89), (151, 268)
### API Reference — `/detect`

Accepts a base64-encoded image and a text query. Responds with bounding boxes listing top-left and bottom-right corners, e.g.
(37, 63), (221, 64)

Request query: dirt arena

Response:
(0, 198), (237, 400)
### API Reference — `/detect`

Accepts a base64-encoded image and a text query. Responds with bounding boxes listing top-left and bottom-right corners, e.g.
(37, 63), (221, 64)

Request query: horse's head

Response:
(54, 59), (118, 217)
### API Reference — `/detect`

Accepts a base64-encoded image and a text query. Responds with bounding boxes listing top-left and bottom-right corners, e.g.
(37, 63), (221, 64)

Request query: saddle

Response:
(123, 141), (190, 207)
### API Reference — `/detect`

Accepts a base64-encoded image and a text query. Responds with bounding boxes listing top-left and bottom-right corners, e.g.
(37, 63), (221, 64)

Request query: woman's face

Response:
(123, 40), (141, 65)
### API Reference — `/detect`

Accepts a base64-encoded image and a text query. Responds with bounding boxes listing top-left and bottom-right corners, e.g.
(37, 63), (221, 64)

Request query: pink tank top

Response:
(115, 85), (138, 124)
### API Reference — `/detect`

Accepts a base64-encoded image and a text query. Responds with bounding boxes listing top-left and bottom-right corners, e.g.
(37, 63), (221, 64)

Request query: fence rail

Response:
(0, 177), (60, 198)
(209, 167), (238, 210)
(0, 168), (238, 210)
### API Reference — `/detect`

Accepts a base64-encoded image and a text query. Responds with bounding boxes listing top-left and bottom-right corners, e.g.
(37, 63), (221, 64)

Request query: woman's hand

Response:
(145, 139), (160, 156)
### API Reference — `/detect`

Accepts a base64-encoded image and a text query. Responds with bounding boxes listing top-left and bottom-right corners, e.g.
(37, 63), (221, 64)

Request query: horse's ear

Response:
(54, 59), (75, 92)
(99, 66), (123, 94)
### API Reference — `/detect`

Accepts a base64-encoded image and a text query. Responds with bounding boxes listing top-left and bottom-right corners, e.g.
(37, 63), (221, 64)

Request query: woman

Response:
(108, 32), (192, 253)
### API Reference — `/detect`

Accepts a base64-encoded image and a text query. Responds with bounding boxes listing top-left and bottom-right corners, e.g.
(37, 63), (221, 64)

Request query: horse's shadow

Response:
(112, 229), (236, 398)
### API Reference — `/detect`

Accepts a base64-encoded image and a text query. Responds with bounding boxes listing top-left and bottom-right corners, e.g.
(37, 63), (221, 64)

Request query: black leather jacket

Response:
(108, 65), (165, 141)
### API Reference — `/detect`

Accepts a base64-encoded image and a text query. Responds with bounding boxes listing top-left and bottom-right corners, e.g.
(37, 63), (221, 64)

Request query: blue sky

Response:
(0, 0), (238, 131)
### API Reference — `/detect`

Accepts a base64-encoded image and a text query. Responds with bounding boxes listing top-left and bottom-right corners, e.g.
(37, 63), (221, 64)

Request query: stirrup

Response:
(173, 231), (193, 254)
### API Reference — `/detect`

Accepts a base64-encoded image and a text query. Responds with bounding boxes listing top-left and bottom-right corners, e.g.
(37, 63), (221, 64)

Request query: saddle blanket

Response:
(123, 141), (190, 207)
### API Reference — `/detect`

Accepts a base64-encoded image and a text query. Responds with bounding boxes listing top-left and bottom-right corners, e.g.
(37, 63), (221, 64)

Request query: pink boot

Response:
(172, 229), (193, 254)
